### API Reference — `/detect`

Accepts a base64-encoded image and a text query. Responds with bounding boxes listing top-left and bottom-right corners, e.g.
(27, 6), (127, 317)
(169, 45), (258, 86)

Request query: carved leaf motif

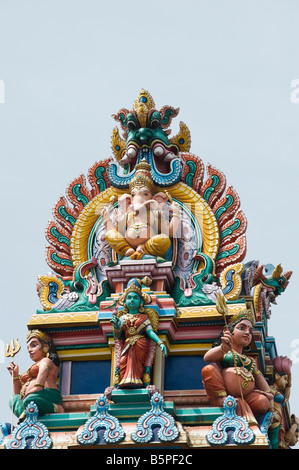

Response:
(180, 153), (205, 193)
(45, 221), (71, 255)
(169, 121), (191, 152)
(159, 105), (180, 128)
(45, 246), (74, 277)
(66, 174), (92, 213)
(219, 210), (247, 247)
(87, 158), (112, 197)
(215, 235), (247, 276)
(200, 164), (227, 209)
(52, 196), (78, 234)
(112, 107), (130, 132)
(213, 186), (241, 228)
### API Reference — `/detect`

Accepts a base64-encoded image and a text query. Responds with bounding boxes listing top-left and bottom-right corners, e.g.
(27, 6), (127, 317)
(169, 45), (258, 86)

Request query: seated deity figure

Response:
(110, 277), (167, 388)
(7, 330), (64, 422)
(202, 309), (273, 423)
(101, 159), (181, 260)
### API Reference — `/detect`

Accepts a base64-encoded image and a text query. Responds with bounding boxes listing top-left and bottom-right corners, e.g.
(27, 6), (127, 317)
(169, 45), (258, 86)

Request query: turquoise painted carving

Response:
(72, 183), (90, 207)
(0, 423), (11, 446)
(94, 166), (107, 192)
(259, 411), (274, 448)
(252, 263), (292, 325)
(109, 89), (191, 188)
(37, 256), (110, 312)
(131, 392), (179, 443)
(76, 395), (125, 445)
(5, 402), (52, 449)
(58, 205), (76, 226)
(172, 253), (218, 307)
(206, 396), (255, 446)
(108, 148), (182, 188)
(49, 225), (70, 247)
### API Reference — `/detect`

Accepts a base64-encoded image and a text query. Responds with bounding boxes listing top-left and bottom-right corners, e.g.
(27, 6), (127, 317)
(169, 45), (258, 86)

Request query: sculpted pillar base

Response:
(105, 259), (175, 294)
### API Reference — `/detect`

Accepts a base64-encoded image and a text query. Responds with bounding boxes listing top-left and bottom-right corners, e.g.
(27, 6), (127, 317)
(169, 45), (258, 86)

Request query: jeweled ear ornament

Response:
(43, 347), (49, 358)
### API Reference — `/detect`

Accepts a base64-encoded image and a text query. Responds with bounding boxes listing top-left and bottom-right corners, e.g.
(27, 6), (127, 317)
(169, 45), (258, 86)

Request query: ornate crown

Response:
(129, 159), (155, 193)
(27, 329), (52, 344)
(229, 308), (256, 326)
(133, 89), (156, 128)
(119, 277), (152, 306)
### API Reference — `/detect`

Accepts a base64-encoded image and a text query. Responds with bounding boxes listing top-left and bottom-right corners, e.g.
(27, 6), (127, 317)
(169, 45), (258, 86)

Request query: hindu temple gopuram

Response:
(1, 90), (298, 450)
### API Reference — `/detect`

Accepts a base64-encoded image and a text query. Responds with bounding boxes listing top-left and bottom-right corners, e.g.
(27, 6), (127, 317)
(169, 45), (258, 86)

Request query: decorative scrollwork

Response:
(131, 392), (179, 443)
(206, 396), (255, 446)
(5, 402), (52, 449)
(76, 395), (125, 445)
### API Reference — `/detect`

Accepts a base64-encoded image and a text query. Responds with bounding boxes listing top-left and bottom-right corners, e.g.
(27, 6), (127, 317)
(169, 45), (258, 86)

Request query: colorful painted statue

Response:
(7, 330), (64, 421)
(102, 160), (181, 261)
(111, 277), (167, 388)
(268, 355), (292, 448)
(252, 263), (292, 323)
(202, 309), (273, 423)
(109, 89), (190, 188)
(37, 257), (110, 312)
(20, 90), (294, 450)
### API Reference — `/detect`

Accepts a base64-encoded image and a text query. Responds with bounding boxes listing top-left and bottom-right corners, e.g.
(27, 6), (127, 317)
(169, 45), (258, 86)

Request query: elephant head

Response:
(117, 188), (169, 215)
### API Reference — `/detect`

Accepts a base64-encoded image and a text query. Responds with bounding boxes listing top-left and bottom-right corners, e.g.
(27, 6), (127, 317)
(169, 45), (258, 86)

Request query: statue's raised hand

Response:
(110, 314), (121, 330)
(7, 361), (19, 378)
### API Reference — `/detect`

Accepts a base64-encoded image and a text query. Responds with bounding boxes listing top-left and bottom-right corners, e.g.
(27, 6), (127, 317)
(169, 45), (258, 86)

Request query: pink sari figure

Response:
(111, 277), (167, 388)
(202, 309), (273, 423)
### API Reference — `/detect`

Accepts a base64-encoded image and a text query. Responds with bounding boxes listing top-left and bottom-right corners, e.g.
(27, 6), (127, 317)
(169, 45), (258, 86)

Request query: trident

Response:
(5, 339), (21, 361)
(5, 339), (21, 430)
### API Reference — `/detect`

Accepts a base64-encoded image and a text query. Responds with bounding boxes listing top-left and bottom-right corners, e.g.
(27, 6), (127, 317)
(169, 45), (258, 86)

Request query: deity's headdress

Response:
(272, 355), (292, 376)
(118, 277), (152, 306)
(229, 308), (256, 326)
(27, 329), (60, 366)
(129, 159), (155, 194)
(27, 329), (52, 344)
(215, 291), (256, 327)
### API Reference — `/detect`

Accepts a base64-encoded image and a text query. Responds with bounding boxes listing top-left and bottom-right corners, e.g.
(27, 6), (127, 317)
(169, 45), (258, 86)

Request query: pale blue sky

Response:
(0, 0), (298, 444)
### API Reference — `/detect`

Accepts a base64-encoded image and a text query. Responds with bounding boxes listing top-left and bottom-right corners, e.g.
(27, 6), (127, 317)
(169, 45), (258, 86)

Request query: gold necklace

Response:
(232, 349), (255, 389)
(123, 314), (139, 335)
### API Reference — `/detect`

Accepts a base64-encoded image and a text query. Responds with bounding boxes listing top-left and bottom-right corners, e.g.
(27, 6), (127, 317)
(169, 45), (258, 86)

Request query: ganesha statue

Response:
(102, 159), (181, 261)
